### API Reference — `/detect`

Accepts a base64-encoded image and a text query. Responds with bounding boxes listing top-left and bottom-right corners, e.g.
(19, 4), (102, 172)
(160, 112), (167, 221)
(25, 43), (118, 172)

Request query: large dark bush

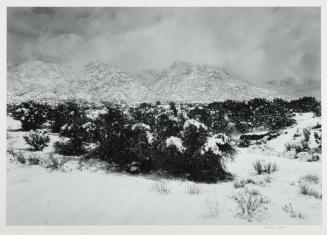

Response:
(159, 120), (235, 182)
(54, 101), (92, 155)
(92, 104), (132, 166)
(48, 101), (88, 133)
(10, 101), (50, 131)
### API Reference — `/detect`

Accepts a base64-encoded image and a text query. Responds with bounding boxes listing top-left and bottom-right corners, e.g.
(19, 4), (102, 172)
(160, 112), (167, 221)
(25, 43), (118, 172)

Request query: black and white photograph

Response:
(4, 4), (323, 226)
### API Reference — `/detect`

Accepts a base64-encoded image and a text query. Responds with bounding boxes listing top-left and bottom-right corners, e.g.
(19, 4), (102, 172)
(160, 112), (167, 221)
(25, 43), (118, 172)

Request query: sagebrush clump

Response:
(253, 160), (278, 175)
(24, 129), (50, 151)
(233, 188), (269, 221)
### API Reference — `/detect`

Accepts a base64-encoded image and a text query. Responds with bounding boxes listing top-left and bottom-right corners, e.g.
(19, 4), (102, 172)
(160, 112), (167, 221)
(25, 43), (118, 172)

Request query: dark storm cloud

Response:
(7, 7), (320, 83)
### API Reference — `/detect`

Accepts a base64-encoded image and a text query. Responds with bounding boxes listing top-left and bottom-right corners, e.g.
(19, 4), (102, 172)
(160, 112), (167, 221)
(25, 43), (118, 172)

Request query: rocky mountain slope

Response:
(136, 61), (280, 103)
(8, 60), (289, 104)
(7, 60), (148, 103)
(266, 77), (320, 100)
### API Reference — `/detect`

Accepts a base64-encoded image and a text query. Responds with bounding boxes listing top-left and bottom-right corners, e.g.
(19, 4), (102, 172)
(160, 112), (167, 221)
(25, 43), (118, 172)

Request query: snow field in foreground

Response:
(6, 114), (321, 225)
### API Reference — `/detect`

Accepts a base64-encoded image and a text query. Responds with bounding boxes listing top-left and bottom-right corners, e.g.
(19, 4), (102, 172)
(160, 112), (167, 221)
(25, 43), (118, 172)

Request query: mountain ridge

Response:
(8, 60), (300, 104)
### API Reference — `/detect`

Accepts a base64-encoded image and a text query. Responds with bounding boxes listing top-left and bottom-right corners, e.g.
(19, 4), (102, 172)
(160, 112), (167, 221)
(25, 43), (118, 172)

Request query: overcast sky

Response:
(7, 7), (320, 83)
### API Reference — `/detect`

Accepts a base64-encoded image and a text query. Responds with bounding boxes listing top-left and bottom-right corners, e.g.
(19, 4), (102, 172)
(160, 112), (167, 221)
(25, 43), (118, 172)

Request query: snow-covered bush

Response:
(92, 104), (134, 168)
(188, 106), (212, 128)
(155, 111), (184, 140)
(47, 101), (88, 133)
(166, 136), (186, 153)
(178, 120), (235, 182)
(55, 102), (92, 156)
(23, 129), (50, 151)
(159, 136), (188, 176)
(130, 102), (158, 127)
(125, 123), (157, 172)
(10, 101), (50, 131)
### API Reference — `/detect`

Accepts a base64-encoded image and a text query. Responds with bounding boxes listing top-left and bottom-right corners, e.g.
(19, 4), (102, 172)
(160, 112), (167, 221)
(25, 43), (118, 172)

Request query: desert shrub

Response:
(189, 135), (235, 182)
(233, 178), (257, 188)
(233, 188), (269, 221)
(155, 119), (235, 182)
(284, 142), (303, 153)
(7, 144), (15, 156)
(299, 174), (319, 184)
(314, 131), (321, 147)
(187, 184), (201, 195)
(205, 199), (220, 217)
(125, 123), (156, 173)
(299, 184), (322, 199)
(303, 128), (311, 142)
(152, 181), (170, 195)
(284, 143), (293, 151)
(283, 203), (305, 219)
(44, 154), (61, 170)
(159, 136), (188, 177)
(58, 104), (93, 156)
(188, 106), (212, 127)
(300, 139), (309, 151)
(130, 102), (157, 127)
(206, 98), (306, 134)
(293, 128), (301, 139)
(10, 101), (50, 131)
(181, 121), (235, 182)
(253, 160), (278, 175)
(23, 129), (50, 151)
(289, 97), (321, 116)
(54, 140), (86, 156)
(264, 107), (295, 130)
(47, 101), (88, 133)
(154, 112), (184, 140)
(92, 104), (133, 168)
(15, 151), (26, 164)
(27, 156), (40, 165)
(223, 100), (252, 133)
(238, 138), (250, 148)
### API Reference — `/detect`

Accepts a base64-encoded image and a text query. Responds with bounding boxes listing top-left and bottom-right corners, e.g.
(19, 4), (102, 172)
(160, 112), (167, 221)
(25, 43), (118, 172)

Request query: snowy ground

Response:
(6, 114), (322, 225)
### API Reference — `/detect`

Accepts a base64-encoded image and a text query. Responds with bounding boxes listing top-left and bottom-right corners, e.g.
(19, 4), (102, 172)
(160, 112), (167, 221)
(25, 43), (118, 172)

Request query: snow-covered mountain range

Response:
(8, 60), (313, 104)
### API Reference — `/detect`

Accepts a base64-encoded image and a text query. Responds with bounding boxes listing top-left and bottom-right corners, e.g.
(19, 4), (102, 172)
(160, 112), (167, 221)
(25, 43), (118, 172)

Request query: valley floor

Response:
(6, 114), (322, 225)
